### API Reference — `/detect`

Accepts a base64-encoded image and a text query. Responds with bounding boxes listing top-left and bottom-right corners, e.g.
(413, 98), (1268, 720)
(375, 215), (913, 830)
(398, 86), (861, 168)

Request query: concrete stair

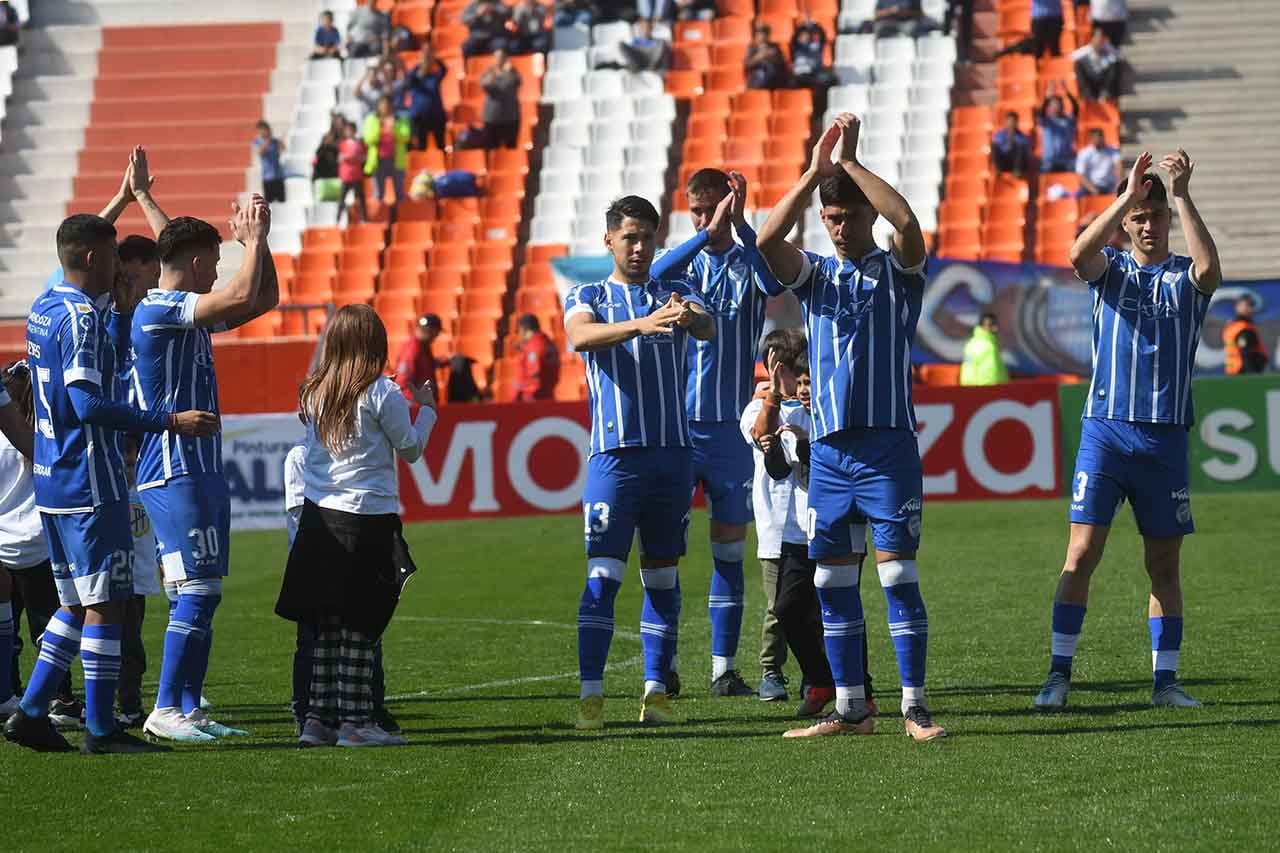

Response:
(1121, 0), (1280, 279)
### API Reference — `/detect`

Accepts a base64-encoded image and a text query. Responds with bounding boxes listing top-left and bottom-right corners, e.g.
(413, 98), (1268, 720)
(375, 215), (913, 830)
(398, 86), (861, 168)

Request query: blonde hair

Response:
(299, 304), (389, 456)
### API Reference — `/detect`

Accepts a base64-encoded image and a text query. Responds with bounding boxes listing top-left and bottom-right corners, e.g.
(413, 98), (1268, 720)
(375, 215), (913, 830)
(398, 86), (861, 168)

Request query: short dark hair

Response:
(321, 9), (333, 17)
(517, 313), (539, 332)
(761, 327), (805, 371)
(980, 311), (998, 326)
(686, 168), (730, 198)
(117, 234), (158, 265)
(256, 119), (272, 133)
(156, 217), (221, 265)
(56, 214), (117, 272)
(420, 313), (442, 329)
(1005, 111), (1019, 121)
(818, 171), (871, 208)
(1115, 171), (1168, 206)
(605, 195), (660, 231)
(793, 349), (809, 378)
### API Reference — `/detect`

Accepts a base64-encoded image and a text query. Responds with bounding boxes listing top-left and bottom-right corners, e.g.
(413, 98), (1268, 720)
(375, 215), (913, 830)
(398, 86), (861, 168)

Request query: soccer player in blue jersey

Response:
(566, 195), (716, 730)
(1034, 149), (1220, 711)
(133, 181), (279, 742)
(756, 113), (946, 741)
(3, 214), (218, 754)
(650, 169), (785, 698)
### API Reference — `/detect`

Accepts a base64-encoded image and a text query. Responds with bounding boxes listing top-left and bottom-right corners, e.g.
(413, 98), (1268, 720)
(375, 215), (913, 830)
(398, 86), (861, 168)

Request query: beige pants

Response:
(759, 557), (788, 674)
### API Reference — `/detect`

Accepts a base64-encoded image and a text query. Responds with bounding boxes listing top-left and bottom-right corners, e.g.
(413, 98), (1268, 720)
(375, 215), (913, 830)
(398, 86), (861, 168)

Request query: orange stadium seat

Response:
(520, 263), (555, 290)
(1038, 198), (1079, 226)
(706, 66), (746, 92)
(713, 16), (753, 42)
(471, 245), (514, 273)
(419, 291), (460, 321)
(939, 199), (983, 228)
(454, 334), (496, 366)
(340, 247), (381, 272)
(460, 289), (504, 317)
(691, 92), (733, 116)
(391, 221), (434, 248)
(435, 221), (479, 246)
(951, 105), (995, 132)
(297, 250), (338, 276)
(733, 89), (771, 113)
(710, 42), (747, 67)
(290, 273), (334, 303)
(334, 270), (376, 299)
(527, 245), (566, 263)
(674, 20), (712, 43)
(768, 112), (810, 136)
(386, 245), (429, 271)
(729, 113), (769, 138)
(673, 45), (710, 71)
(374, 291), (420, 320)
(684, 139), (724, 164)
(949, 152), (993, 181)
(379, 269), (425, 293)
(664, 70), (704, 98)
(397, 200), (438, 221)
(1039, 172), (1080, 197)
(430, 245), (471, 271)
(281, 309), (328, 337)
(485, 172), (527, 199)
(235, 312), (281, 340)
(985, 199), (1027, 225)
(425, 269), (467, 293)
(343, 223), (386, 248)
(271, 253), (296, 278)
(516, 288), (560, 314)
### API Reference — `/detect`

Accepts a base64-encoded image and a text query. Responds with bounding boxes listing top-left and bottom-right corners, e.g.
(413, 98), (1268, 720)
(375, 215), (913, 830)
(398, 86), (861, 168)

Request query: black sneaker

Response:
(710, 670), (756, 697)
(3, 708), (75, 752)
(371, 706), (401, 735)
(49, 697), (84, 730)
(665, 670), (682, 699)
(81, 728), (172, 755)
(117, 708), (146, 729)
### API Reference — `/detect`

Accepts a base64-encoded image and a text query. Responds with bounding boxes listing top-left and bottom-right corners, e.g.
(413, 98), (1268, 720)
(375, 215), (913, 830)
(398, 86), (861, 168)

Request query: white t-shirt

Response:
(0, 428), (47, 569)
(740, 398), (808, 559)
(302, 377), (437, 516)
(1075, 144), (1122, 190)
(128, 487), (162, 596)
(1090, 0), (1127, 22)
(284, 444), (306, 547)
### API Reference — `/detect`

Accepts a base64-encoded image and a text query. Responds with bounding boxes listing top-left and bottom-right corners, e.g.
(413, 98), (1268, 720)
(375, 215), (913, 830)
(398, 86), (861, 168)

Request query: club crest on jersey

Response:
(77, 314), (95, 331)
(131, 503), (151, 538)
(75, 303), (94, 314)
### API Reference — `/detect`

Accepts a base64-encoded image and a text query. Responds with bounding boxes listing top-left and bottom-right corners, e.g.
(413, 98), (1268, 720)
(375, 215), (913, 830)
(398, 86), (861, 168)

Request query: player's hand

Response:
(834, 112), (861, 165)
(172, 410), (220, 436)
(777, 424), (808, 442)
(636, 296), (682, 336)
(728, 171), (748, 226)
(809, 122), (842, 179)
(756, 432), (777, 454)
(706, 190), (733, 244)
(128, 146), (156, 198)
(1159, 148), (1194, 199)
(246, 193), (270, 240)
(766, 350), (785, 397)
(669, 292), (697, 329)
(229, 201), (251, 244)
(1122, 151), (1153, 203)
(410, 378), (437, 410)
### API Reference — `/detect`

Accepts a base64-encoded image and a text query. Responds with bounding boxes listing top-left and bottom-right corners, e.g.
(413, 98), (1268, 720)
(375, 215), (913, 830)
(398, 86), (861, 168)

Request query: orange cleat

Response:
(783, 711), (874, 738)
(904, 705), (948, 741)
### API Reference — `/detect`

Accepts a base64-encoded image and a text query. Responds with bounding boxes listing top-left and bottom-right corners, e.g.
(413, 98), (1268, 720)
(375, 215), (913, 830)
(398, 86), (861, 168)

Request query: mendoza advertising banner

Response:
(220, 413), (305, 530)
(1058, 373), (1280, 493)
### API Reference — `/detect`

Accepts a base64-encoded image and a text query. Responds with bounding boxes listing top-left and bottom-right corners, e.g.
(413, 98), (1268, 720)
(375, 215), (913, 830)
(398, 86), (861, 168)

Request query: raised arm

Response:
(750, 355), (785, 443)
(758, 123), (840, 285)
(1069, 152), (1152, 282)
(1161, 148), (1221, 293)
(728, 171), (785, 296)
(191, 197), (269, 327)
(833, 113), (926, 269)
(128, 147), (172, 237)
(650, 191), (731, 281)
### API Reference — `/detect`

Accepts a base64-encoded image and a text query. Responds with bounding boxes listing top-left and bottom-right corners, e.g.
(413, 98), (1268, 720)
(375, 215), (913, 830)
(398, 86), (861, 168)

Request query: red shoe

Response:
(795, 685), (836, 718)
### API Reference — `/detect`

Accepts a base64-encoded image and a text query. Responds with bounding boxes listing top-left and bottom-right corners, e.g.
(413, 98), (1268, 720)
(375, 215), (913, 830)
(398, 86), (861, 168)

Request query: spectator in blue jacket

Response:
(1036, 82), (1079, 173)
(311, 10), (342, 59)
(253, 120), (286, 203)
(404, 45), (449, 151)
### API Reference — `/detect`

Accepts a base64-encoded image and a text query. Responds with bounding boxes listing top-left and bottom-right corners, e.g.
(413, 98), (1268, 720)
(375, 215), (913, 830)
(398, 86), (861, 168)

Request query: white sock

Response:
(901, 685), (925, 716)
(580, 681), (603, 699)
(835, 685), (867, 717)
(711, 655), (734, 680)
(643, 680), (666, 697)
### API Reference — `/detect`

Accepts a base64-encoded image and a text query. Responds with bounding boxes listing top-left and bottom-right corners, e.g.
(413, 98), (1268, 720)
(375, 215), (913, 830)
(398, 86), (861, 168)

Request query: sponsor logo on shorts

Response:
(1170, 487), (1189, 501)
(898, 496), (923, 514)
(33, 463), (51, 477)
(1070, 503), (1084, 513)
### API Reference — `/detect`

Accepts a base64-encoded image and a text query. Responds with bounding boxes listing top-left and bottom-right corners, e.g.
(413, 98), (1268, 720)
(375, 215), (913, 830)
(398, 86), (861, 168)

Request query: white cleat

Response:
(1034, 671), (1070, 710)
(1152, 683), (1202, 708)
(336, 722), (408, 747)
(186, 708), (249, 737)
(199, 694), (212, 711)
(143, 707), (217, 743)
(0, 695), (20, 722)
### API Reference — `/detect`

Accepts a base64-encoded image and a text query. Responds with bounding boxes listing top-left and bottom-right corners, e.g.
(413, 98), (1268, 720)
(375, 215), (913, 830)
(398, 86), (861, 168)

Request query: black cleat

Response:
(710, 670), (757, 697)
(81, 727), (172, 755)
(372, 706), (401, 735)
(4, 708), (75, 752)
(49, 697), (84, 730)
(665, 669), (681, 699)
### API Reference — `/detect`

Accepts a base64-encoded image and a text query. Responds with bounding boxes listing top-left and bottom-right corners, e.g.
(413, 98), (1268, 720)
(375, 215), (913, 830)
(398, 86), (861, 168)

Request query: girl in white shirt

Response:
(275, 304), (436, 748)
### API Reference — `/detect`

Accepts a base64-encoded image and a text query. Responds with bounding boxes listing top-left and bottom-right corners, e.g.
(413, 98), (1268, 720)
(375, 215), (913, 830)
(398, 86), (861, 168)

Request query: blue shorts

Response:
(139, 473), (232, 582)
(1069, 418), (1193, 538)
(42, 501), (134, 606)
(689, 420), (753, 526)
(807, 428), (923, 560)
(583, 447), (693, 561)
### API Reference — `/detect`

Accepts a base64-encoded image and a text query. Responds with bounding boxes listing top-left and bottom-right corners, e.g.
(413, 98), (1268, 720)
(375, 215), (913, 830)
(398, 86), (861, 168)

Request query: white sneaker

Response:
(186, 708), (249, 737)
(336, 722), (408, 747)
(298, 718), (339, 748)
(143, 707), (217, 743)
(1034, 671), (1069, 710)
(1152, 683), (1202, 708)
(199, 694), (212, 711)
(0, 695), (20, 722)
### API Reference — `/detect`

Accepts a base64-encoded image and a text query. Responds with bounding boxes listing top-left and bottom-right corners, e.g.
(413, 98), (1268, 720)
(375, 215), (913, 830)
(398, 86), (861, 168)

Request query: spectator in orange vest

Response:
(395, 314), (448, 400)
(512, 314), (560, 401)
(1223, 295), (1269, 375)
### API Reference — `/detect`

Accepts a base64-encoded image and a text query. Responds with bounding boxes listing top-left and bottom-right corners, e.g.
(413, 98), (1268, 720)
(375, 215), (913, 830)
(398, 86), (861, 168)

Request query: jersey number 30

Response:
(189, 526), (220, 561)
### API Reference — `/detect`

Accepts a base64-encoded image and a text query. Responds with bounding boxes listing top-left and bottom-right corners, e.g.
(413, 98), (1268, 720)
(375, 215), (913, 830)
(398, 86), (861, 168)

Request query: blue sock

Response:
(1050, 601), (1087, 677)
(157, 592), (213, 710)
(639, 566), (680, 694)
(1149, 616), (1183, 691)
(81, 623), (122, 737)
(577, 560), (623, 697)
(814, 563), (866, 716)
(878, 561), (928, 713)
(708, 540), (745, 677)
(19, 609), (82, 718)
(182, 625), (215, 715)
(0, 602), (13, 702)
(178, 585), (221, 714)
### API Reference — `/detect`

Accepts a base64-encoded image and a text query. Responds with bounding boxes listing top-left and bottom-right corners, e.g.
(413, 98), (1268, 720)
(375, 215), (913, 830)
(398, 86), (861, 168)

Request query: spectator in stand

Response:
(0, 1), (18, 47)
(312, 10), (343, 59)
(673, 0), (715, 21)
(404, 46), (448, 151)
(1090, 0), (1128, 46)
(872, 0), (926, 37)
(620, 19), (672, 72)
(253, 120), (286, 203)
(337, 120), (369, 224)
(362, 96), (411, 211)
(312, 127), (342, 203)
(347, 2), (390, 59)
(959, 312), (1009, 386)
(992, 111), (1032, 177)
(395, 314), (448, 401)
(745, 24), (789, 90)
(481, 50), (522, 150)
(554, 0), (596, 27)
(1030, 0), (1064, 57)
(462, 0), (511, 57)
(1072, 29), (1122, 101)
(355, 61), (403, 122)
(512, 315), (560, 401)
(790, 15), (835, 88)
(1223, 296), (1269, 375)
(637, 0), (669, 23)
(1075, 128), (1123, 195)
(510, 0), (552, 54)
(1036, 82), (1079, 173)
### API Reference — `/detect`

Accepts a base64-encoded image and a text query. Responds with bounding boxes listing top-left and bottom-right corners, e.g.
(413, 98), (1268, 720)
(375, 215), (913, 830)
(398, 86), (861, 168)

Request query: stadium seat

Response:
(290, 273), (334, 304)
(425, 269), (467, 293)
(392, 221), (434, 247)
(235, 312), (281, 340)
(374, 291), (420, 323)
(379, 269), (425, 293)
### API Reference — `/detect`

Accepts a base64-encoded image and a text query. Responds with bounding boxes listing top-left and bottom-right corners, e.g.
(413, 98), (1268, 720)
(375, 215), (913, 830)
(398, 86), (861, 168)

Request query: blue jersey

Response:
(564, 277), (706, 456)
(130, 289), (223, 490)
(1083, 247), (1210, 426)
(105, 306), (134, 403)
(785, 248), (925, 440)
(27, 284), (128, 512)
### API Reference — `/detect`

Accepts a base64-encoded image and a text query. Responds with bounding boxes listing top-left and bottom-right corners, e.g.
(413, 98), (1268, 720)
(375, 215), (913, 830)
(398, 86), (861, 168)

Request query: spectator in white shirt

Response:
(1075, 128), (1123, 195)
(275, 304), (436, 749)
(1090, 0), (1128, 47)
(1072, 28), (1122, 101)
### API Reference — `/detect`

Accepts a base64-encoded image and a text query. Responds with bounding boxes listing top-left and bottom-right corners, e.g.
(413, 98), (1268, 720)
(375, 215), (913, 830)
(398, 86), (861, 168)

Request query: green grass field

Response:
(8, 493), (1280, 851)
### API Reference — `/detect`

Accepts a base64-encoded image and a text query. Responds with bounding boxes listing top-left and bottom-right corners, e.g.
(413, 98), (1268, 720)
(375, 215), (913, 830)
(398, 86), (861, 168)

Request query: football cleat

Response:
(783, 709), (874, 738)
(710, 670), (756, 697)
(904, 705), (948, 741)
(1034, 671), (1070, 710)
(0, 695), (21, 722)
(1152, 683), (1202, 708)
(298, 719), (338, 748)
(143, 707), (216, 743)
(336, 722), (408, 747)
(186, 709), (249, 737)
(665, 669), (682, 699)
(3, 708), (75, 752)
(82, 728), (171, 755)
(639, 692), (678, 724)
(199, 694), (212, 711)
(575, 695), (605, 730)
(758, 671), (789, 702)
(795, 685), (836, 718)
(117, 708), (146, 729)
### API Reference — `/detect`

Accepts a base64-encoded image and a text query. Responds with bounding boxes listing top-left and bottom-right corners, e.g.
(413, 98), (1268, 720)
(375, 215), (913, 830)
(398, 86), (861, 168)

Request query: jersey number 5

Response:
(35, 366), (55, 439)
